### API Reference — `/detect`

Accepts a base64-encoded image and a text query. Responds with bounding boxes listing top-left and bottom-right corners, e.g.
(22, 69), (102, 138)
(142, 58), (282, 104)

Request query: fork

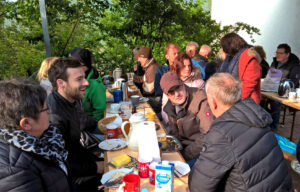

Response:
(110, 144), (121, 150)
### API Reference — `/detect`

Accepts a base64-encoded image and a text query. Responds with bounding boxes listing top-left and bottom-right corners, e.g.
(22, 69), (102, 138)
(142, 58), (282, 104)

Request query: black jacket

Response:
(0, 138), (70, 192)
(189, 99), (292, 192)
(271, 53), (300, 88)
(47, 91), (99, 178)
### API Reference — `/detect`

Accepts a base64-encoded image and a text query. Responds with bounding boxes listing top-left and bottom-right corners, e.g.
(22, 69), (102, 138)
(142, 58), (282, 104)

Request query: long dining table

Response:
(103, 90), (189, 192)
(261, 91), (300, 141)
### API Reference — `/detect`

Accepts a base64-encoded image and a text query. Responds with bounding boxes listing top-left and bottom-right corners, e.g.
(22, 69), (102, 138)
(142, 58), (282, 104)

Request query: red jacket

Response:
(239, 48), (261, 104)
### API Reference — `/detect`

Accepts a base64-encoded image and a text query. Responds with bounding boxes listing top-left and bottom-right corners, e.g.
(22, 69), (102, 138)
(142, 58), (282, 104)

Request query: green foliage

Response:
(0, 0), (260, 80)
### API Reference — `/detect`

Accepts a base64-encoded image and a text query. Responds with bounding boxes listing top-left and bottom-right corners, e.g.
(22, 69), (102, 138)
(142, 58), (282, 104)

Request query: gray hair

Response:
(199, 44), (212, 58)
(206, 73), (241, 106)
(186, 41), (199, 53)
(0, 79), (47, 130)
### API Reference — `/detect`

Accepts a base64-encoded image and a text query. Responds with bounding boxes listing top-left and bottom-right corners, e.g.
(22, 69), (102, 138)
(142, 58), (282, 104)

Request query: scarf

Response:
(0, 124), (68, 175)
(220, 47), (248, 79)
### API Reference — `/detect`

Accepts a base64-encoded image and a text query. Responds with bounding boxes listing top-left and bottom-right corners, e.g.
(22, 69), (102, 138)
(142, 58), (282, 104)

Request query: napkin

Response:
(106, 114), (122, 127)
(261, 68), (282, 91)
(137, 121), (161, 162)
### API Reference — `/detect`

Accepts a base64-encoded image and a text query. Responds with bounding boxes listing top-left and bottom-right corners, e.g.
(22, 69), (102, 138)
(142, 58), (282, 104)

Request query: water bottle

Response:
(121, 80), (128, 101)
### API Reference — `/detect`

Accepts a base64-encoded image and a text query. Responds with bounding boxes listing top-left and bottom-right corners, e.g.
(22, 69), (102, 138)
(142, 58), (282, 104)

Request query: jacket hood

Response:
(213, 98), (272, 129)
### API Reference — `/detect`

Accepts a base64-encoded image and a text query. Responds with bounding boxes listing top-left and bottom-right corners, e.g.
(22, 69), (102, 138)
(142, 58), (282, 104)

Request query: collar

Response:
(143, 58), (154, 69)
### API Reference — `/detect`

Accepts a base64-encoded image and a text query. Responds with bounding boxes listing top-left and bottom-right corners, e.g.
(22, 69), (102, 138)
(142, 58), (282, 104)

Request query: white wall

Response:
(211, 0), (300, 64)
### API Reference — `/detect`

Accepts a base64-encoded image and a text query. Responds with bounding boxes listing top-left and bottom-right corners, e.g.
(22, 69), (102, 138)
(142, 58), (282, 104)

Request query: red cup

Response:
(138, 159), (150, 178)
(149, 162), (158, 185)
(106, 124), (119, 139)
(122, 174), (140, 192)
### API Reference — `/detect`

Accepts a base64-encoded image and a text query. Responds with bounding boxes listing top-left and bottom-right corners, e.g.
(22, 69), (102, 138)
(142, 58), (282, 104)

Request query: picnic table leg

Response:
(289, 111), (297, 141)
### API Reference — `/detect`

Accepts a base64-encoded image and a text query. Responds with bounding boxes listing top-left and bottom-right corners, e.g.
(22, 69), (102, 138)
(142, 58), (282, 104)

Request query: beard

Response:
(65, 84), (85, 101)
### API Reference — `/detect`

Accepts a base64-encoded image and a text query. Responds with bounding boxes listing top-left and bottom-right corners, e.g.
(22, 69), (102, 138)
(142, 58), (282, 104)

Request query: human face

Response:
(167, 85), (186, 105)
(179, 59), (192, 79)
(276, 48), (289, 63)
(61, 67), (89, 103)
(28, 102), (50, 137)
(166, 47), (180, 66)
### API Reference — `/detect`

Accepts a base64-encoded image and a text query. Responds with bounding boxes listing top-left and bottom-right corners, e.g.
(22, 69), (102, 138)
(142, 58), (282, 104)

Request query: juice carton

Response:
(155, 161), (174, 192)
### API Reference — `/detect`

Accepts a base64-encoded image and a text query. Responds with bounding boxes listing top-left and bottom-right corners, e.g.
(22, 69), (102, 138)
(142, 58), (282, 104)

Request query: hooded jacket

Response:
(163, 86), (213, 161)
(189, 98), (292, 192)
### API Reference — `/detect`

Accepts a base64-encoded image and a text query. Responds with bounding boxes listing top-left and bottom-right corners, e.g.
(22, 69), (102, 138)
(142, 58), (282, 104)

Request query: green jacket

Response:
(82, 68), (106, 121)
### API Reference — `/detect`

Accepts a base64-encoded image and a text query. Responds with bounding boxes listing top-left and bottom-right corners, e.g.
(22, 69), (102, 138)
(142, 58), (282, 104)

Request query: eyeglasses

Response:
(167, 85), (183, 96)
(39, 107), (50, 113)
(275, 52), (286, 55)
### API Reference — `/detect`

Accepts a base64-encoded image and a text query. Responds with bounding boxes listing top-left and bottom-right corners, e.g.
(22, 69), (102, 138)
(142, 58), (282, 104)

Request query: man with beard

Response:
(47, 58), (103, 191)
(160, 72), (213, 167)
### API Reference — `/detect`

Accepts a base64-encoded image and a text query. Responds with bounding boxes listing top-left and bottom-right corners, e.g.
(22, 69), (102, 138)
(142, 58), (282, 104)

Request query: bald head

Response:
(186, 41), (199, 58)
(199, 45), (211, 59)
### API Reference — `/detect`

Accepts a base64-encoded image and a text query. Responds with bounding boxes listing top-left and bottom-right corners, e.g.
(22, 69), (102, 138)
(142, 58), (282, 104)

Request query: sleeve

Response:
(240, 58), (261, 100)
(89, 80), (106, 121)
(154, 67), (163, 96)
(133, 74), (143, 84)
(188, 130), (235, 192)
(0, 167), (44, 191)
(289, 64), (300, 88)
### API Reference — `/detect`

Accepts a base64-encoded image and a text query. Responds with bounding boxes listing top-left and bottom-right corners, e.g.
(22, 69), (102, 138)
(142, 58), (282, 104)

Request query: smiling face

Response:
(167, 85), (186, 105)
(58, 67), (89, 103)
(276, 48), (290, 63)
(179, 59), (192, 79)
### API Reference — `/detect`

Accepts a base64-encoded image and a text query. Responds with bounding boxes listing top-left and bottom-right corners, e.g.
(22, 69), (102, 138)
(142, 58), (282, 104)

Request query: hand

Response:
(96, 161), (104, 174)
(133, 64), (138, 71)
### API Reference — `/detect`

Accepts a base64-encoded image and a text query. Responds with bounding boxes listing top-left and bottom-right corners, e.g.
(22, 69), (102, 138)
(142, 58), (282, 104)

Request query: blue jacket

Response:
(154, 63), (169, 96)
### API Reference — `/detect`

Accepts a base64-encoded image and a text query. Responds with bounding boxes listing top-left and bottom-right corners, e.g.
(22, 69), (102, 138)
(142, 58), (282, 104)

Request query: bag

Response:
(80, 131), (100, 152)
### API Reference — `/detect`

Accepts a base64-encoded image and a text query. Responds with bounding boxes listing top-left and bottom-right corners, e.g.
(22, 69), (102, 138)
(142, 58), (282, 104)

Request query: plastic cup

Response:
(113, 90), (123, 103)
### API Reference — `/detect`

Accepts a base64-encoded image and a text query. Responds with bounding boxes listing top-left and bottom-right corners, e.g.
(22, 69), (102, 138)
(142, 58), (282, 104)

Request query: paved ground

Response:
(275, 108), (300, 191)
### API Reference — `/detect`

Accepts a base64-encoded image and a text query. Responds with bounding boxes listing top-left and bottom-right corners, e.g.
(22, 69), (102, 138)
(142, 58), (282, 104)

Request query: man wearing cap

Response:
(133, 46), (159, 96)
(160, 72), (213, 166)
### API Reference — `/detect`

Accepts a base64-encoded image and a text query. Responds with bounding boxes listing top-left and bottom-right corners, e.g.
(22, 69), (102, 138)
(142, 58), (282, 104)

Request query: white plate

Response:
(139, 97), (149, 102)
(98, 139), (127, 151)
(101, 168), (133, 188)
(170, 161), (190, 177)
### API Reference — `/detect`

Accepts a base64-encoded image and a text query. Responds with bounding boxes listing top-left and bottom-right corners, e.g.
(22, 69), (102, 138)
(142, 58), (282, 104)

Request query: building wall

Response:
(211, 0), (300, 64)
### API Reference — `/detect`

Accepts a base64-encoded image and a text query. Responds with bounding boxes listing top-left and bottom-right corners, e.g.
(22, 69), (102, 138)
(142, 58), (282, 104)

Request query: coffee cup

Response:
(106, 123), (119, 139)
(138, 158), (150, 178)
(131, 95), (140, 106)
(121, 174), (140, 192)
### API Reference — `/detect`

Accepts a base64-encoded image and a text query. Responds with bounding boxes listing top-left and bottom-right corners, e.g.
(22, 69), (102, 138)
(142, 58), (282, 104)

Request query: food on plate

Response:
(111, 154), (131, 167)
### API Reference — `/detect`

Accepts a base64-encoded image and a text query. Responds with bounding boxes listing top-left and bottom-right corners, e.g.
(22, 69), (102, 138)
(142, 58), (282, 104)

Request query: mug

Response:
(138, 158), (150, 178)
(122, 174), (140, 192)
(130, 95), (140, 106)
(106, 124), (119, 139)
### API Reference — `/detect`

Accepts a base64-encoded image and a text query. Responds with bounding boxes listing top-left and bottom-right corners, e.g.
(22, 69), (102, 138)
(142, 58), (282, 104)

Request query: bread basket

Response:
(97, 115), (118, 134)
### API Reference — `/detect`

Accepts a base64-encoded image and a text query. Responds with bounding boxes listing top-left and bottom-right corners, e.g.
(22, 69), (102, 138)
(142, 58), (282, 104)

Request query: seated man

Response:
(47, 58), (103, 191)
(189, 73), (292, 192)
(269, 43), (300, 130)
(160, 72), (213, 166)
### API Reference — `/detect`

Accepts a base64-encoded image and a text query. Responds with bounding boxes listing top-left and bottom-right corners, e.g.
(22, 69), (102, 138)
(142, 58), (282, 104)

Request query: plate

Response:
(99, 139), (127, 151)
(101, 168), (133, 188)
(170, 161), (190, 177)
(139, 97), (149, 102)
(261, 89), (277, 92)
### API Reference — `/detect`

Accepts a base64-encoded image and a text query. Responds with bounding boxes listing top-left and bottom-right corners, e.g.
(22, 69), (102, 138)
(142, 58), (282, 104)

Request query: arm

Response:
(133, 74), (143, 84)
(240, 58), (261, 100)
(189, 130), (234, 192)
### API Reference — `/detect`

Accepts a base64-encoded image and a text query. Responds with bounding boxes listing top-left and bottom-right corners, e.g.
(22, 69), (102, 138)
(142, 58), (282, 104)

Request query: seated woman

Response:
(162, 53), (205, 125)
(71, 48), (106, 122)
(37, 57), (59, 95)
(0, 79), (69, 191)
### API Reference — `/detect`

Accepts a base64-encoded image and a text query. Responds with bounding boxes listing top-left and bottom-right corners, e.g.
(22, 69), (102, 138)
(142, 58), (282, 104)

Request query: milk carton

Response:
(155, 161), (174, 192)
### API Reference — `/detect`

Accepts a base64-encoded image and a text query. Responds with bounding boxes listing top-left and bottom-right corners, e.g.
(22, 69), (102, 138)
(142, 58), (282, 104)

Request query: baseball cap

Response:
(137, 46), (152, 59)
(160, 72), (183, 94)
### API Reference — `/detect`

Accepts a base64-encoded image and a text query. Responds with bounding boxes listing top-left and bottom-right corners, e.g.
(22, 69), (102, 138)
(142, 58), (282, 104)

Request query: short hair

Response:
(164, 43), (180, 55)
(199, 45), (212, 57)
(171, 53), (194, 76)
(186, 41), (199, 53)
(253, 46), (266, 59)
(71, 48), (93, 70)
(0, 79), (47, 130)
(37, 57), (59, 81)
(206, 73), (241, 106)
(48, 58), (82, 91)
(220, 33), (248, 57)
(277, 43), (291, 54)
